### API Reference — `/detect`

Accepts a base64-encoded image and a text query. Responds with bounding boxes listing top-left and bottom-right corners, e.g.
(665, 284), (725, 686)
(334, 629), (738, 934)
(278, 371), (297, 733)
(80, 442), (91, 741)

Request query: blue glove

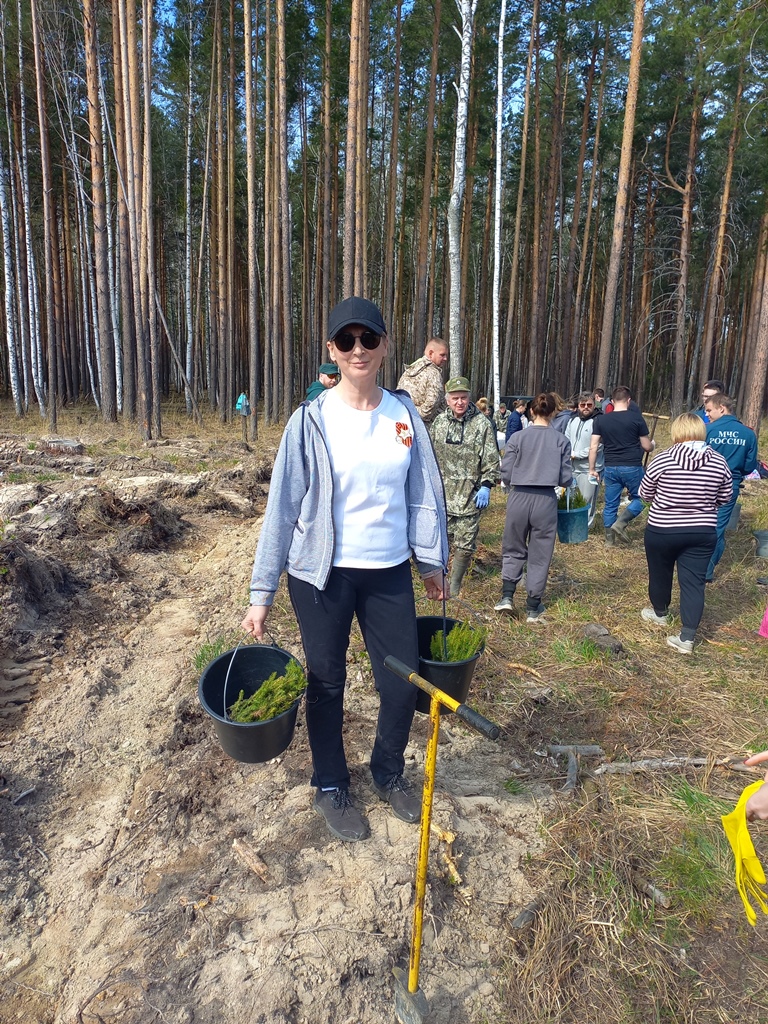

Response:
(475, 486), (490, 509)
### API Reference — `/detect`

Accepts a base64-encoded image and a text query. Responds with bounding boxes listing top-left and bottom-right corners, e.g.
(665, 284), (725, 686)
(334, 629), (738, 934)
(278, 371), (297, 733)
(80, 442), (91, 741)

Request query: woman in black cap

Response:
(242, 297), (448, 842)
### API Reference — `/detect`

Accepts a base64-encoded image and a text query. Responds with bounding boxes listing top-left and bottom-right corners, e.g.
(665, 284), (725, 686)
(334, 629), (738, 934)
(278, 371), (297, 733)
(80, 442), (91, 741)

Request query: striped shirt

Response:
(639, 442), (732, 528)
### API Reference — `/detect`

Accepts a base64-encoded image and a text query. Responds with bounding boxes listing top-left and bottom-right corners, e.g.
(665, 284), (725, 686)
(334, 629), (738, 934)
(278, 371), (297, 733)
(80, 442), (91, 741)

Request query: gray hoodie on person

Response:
(500, 424), (573, 489)
(249, 388), (449, 606)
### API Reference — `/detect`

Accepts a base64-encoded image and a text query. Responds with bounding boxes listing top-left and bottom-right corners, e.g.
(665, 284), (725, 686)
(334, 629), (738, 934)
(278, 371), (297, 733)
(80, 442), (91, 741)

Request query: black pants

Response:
(287, 561), (418, 791)
(643, 526), (716, 641)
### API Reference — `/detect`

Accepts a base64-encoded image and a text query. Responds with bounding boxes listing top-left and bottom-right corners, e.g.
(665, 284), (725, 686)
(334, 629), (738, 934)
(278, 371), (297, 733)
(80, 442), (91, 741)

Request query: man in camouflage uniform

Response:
(396, 337), (448, 423)
(430, 377), (501, 596)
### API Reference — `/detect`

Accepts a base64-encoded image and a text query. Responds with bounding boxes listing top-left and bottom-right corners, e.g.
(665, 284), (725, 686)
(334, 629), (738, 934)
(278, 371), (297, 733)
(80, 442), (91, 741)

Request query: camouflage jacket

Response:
(396, 357), (444, 423)
(430, 403), (501, 516)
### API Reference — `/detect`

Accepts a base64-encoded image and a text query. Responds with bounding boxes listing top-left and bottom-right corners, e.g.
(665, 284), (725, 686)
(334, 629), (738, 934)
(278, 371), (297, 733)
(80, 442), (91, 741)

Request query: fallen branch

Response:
(12, 786), (36, 805)
(594, 756), (753, 776)
(548, 745), (605, 794)
(232, 837), (270, 882)
(507, 662), (542, 680)
(630, 869), (671, 909)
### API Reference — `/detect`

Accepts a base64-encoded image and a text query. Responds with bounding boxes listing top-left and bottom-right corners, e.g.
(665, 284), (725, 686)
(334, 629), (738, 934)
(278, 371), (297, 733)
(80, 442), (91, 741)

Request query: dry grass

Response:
(459, 418), (768, 1023)
(4, 398), (768, 1022)
(0, 394), (287, 452)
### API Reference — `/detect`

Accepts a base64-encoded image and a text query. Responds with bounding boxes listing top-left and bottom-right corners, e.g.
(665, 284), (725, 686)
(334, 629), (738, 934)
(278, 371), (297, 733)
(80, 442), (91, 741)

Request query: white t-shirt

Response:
(319, 387), (413, 568)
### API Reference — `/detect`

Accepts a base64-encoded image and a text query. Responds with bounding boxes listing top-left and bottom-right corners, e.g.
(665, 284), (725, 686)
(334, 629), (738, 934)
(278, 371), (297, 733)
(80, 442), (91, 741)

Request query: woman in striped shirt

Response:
(638, 413), (732, 654)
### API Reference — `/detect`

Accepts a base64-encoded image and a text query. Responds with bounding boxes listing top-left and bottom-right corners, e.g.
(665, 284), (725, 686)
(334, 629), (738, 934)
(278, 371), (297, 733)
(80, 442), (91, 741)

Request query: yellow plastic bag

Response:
(721, 779), (768, 926)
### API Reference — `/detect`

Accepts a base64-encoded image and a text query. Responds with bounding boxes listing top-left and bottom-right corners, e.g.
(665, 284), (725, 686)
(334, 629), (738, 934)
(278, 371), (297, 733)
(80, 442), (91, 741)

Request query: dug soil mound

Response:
(0, 435), (545, 1024)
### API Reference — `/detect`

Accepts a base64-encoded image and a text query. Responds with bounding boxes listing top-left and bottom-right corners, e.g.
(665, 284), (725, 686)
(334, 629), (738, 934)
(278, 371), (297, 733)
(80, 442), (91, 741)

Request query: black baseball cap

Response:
(328, 297), (387, 339)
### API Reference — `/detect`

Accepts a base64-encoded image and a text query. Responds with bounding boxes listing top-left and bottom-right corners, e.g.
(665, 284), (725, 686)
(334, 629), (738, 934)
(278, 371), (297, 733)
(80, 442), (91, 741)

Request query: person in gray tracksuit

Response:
(495, 392), (573, 622)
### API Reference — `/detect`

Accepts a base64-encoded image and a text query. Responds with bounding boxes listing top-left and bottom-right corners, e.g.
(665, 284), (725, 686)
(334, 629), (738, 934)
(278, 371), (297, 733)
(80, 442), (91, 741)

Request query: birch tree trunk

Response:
(447, 0), (478, 374)
(595, 0), (644, 391)
(83, 0), (117, 420)
(413, 0), (440, 354)
(30, 0), (56, 430)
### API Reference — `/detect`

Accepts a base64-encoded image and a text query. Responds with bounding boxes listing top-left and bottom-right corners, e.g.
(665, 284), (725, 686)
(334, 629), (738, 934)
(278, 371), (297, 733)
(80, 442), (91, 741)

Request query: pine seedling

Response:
(228, 659), (306, 722)
(430, 621), (486, 662)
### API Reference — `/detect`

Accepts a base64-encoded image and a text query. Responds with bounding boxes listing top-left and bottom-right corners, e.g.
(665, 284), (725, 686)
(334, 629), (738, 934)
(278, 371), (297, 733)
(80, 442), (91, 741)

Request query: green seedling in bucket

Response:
(557, 488), (587, 510)
(429, 621), (486, 663)
(228, 659), (306, 723)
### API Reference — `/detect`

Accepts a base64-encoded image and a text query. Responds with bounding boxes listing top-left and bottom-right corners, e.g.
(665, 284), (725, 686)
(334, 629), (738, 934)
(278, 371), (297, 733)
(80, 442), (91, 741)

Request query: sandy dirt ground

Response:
(0, 434), (549, 1024)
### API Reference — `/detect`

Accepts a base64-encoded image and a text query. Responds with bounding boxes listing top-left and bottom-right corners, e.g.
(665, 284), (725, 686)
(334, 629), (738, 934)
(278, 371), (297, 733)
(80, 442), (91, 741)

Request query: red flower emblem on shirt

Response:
(395, 421), (413, 448)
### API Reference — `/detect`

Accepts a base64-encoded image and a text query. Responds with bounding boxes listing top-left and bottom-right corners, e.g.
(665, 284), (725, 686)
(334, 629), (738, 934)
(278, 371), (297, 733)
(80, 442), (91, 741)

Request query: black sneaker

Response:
(313, 788), (370, 842)
(372, 774), (421, 823)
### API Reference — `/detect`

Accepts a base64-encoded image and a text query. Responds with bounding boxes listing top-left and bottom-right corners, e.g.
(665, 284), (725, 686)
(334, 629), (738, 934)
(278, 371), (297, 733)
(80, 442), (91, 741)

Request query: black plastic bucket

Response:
(414, 616), (483, 716)
(198, 644), (302, 763)
(556, 506), (589, 544)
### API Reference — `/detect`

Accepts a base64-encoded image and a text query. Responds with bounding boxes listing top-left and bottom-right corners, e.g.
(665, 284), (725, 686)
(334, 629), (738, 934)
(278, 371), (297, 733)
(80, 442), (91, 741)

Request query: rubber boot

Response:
(449, 550), (472, 598)
(610, 508), (635, 544)
(604, 527), (615, 547)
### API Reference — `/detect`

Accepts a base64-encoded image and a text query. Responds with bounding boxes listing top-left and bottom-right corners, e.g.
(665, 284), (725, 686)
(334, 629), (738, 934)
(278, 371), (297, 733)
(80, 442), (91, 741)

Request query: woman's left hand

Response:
(423, 574), (446, 601)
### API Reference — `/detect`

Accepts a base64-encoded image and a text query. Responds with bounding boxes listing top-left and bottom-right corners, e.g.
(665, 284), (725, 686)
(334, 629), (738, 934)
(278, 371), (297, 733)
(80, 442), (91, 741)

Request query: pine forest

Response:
(0, 0), (767, 438)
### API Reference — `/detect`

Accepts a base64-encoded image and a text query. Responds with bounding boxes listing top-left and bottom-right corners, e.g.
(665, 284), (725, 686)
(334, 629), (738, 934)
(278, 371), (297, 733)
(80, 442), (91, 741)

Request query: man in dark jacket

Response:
(704, 392), (758, 581)
(305, 362), (340, 401)
(693, 379), (725, 424)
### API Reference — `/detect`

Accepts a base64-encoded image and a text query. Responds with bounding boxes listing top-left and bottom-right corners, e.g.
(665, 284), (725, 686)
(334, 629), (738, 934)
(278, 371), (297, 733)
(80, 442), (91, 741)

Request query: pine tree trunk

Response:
(501, 0), (537, 396)
(595, 0), (644, 391)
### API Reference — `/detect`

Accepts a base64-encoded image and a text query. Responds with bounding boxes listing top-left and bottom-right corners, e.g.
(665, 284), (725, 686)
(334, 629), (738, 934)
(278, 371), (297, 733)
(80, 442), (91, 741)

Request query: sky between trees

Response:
(0, 0), (766, 437)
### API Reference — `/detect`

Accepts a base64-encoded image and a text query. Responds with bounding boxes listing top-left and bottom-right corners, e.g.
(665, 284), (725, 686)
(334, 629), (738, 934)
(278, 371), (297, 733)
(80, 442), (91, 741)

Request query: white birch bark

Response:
(17, 0), (44, 414)
(0, 7), (22, 413)
(447, 0), (478, 375)
(0, 140), (20, 415)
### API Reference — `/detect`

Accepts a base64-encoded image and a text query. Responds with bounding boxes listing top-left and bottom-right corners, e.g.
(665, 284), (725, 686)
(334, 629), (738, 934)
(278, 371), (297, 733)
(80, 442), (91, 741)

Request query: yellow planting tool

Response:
(384, 655), (500, 1024)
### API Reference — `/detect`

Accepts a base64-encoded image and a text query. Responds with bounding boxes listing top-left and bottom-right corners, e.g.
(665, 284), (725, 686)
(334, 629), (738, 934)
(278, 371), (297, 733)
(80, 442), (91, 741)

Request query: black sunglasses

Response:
(333, 330), (381, 353)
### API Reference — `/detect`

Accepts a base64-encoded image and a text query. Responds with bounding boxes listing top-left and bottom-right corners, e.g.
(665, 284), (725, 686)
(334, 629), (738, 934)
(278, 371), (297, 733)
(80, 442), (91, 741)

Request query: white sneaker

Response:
(641, 607), (669, 625)
(667, 635), (694, 655)
(494, 595), (514, 613)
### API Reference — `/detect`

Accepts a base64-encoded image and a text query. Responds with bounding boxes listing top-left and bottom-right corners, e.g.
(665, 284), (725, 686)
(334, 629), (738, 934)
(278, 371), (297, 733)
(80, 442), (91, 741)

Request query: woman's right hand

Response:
(744, 751), (768, 821)
(241, 604), (270, 640)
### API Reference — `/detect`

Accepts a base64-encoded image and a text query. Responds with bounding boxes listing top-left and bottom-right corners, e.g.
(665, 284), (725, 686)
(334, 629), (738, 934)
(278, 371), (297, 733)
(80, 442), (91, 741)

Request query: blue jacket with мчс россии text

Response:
(705, 414), (758, 489)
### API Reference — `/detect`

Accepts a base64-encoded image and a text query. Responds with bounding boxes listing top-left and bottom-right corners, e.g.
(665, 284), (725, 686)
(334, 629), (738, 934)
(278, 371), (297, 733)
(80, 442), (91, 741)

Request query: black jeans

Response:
(643, 525), (716, 641)
(287, 560), (418, 791)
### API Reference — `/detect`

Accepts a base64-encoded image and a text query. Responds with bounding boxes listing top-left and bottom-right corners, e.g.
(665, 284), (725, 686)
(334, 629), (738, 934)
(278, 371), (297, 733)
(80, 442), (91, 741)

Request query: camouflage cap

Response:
(445, 376), (470, 393)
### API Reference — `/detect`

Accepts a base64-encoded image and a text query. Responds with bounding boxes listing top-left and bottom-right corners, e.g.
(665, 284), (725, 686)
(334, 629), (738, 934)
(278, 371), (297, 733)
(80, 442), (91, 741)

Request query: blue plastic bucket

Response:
(557, 506), (589, 544)
(198, 645), (302, 763)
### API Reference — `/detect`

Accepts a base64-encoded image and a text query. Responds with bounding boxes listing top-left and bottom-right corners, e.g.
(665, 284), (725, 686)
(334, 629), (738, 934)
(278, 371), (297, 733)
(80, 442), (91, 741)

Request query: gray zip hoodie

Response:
(249, 388), (449, 605)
